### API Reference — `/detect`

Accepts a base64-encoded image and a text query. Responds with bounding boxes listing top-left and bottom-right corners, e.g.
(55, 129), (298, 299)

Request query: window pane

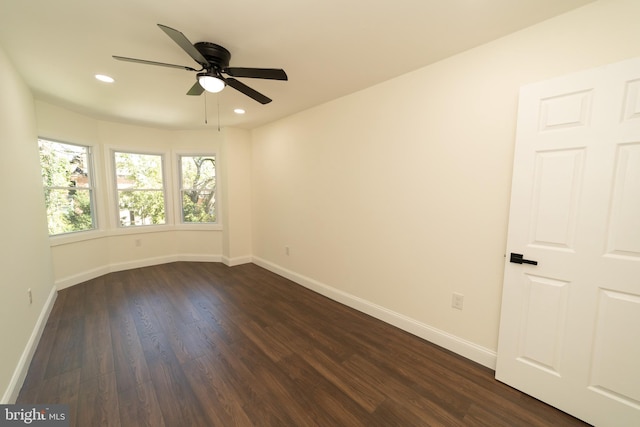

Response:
(180, 155), (216, 223)
(181, 156), (215, 189)
(39, 138), (96, 235)
(182, 191), (216, 223)
(114, 151), (166, 227)
(115, 152), (163, 190)
(118, 190), (166, 226)
(44, 189), (94, 234)
(39, 139), (91, 188)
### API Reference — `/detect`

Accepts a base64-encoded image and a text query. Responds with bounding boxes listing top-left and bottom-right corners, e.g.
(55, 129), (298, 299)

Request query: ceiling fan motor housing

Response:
(194, 42), (231, 70)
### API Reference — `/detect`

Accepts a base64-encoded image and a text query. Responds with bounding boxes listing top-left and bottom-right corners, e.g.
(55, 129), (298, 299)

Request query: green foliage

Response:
(182, 192), (216, 223)
(118, 190), (166, 225)
(39, 139), (95, 235)
(64, 189), (93, 230)
(115, 152), (166, 226)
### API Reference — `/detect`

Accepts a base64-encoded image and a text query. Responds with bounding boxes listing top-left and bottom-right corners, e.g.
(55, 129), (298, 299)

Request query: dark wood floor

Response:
(17, 262), (589, 426)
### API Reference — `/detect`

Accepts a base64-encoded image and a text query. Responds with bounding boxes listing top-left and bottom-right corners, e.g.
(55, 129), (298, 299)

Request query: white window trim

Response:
(39, 137), (99, 236)
(45, 145), (223, 247)
(172, 149), (222, 230)
(108, 146), (173, 230)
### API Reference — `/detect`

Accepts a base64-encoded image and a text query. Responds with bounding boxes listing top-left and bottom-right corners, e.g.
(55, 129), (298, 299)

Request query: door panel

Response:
(530, 148), (584, 249)
(496, 57), (640, 426)
(589, 289), (640, 408)
(607, 143), (640, 257)
(538, 89), (592, 131)
(517, 274), (569, 375)
(622, 79), (640, 121)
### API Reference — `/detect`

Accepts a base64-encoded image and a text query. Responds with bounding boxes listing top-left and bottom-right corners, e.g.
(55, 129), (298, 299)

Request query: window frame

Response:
(177, 153), (218, 225)
(38, 137), (98, 236)
(111, 148), (169, 229)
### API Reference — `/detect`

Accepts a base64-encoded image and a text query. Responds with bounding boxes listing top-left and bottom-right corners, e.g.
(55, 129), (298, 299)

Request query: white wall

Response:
(0, 47), (56, 402)
(221, 127), (253, 264)
(250, 0), (640, 366)
(35, 101), (252, 288)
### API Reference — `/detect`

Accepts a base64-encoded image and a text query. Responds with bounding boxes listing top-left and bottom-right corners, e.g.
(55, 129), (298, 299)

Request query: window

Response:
(114, 151), (166, 226)
(179, 155), (217, 223)
(39, 138), (96, 235)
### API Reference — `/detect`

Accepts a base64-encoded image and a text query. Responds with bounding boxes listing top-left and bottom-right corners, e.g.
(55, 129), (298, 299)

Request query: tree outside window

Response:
(180, 155), (216, 223)
(39, 138), (96, 235)
(114, 151), (166, 226)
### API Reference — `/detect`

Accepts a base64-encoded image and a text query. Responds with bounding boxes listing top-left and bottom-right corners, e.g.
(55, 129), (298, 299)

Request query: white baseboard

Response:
(55, 254), (224, 289)
(222, 255), (253, 267)
(55, 265), (111, 290)
(2, 286), (57, 404)
(252, 256), (497, 369)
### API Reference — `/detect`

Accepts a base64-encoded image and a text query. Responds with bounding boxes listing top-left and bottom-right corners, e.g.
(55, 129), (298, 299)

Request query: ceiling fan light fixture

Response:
(198, 73), (225, 93)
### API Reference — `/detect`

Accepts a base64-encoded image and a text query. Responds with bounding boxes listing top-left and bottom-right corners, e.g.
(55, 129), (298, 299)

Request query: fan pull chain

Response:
(217, 95), (220, 132)
(204, 93), (208, 125)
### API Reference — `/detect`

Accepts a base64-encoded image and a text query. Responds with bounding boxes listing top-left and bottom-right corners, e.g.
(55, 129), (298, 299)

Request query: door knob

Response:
(510, 253), (538, 265)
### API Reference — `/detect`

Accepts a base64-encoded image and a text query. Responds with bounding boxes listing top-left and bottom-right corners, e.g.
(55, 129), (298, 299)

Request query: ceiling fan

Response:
(113, 24), (287, 104)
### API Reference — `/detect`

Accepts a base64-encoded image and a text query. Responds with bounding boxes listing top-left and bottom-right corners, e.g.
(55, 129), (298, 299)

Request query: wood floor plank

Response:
(17, 262), (590, 427)
(269, 320), (387, 414)
(343, 353), (469, 425)
(182, 353), (254, 426)
(81, 307), (115, 381)
(276, 352), (372, 427)
(20, 319), (58, 391)
(56, 369), (81, 427)
(146, 264), (203, 325)
(234, 319), (292, 363)
(123, 274), (212, 424)
(105, 281), (152, 394)
(43, 316), (84, 379)
(186, 289), (244, 345)
(135, 273), (209, 365)
(76, 372), (120, 427)
(144, 356), (211, 426)
(118, 380), (166, 427)
(80, 277), (115, 382)
(241, 350), (325, 427)
(209, 332), (302, 426)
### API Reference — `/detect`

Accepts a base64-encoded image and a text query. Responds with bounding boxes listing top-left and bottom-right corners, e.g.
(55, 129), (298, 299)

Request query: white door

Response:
(496, 57), (640, 427)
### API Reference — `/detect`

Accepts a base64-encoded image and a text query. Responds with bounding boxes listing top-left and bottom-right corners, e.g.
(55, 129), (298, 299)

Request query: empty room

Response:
(1, 0), (639, 425)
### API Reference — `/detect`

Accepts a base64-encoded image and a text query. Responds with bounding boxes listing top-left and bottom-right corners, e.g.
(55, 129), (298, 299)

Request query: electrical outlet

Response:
(452, 292), (464, 310)
(285, 246), (290, 256)
(135, 239), (142, 247)
(28, 288), (32, 305)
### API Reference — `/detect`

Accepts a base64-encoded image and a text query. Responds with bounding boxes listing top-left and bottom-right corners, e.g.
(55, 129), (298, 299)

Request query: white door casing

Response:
(496, 57), (640, 426)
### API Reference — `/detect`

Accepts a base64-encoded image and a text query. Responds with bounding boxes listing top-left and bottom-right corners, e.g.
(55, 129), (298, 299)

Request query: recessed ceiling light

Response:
(234, 108), (245, 115)
(95, 74), (115, 83)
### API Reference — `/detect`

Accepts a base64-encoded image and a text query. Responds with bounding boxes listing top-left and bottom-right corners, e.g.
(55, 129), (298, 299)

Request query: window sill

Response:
(49, 229), (108, 247)
(49, 224), (224, 247)
(172, 223), (223, 231)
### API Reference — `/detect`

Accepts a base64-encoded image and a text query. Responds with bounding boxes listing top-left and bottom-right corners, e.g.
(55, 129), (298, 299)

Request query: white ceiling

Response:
(0, 0), (593, 130)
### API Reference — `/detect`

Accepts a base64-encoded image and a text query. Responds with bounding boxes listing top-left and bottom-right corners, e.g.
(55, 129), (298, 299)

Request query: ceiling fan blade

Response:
(186, 81), (205, 96)
(225, 78), (272, 104)
(157, 24), (209, 67)
(225, 67), (288, 80)
(112, 55), (199, 71)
